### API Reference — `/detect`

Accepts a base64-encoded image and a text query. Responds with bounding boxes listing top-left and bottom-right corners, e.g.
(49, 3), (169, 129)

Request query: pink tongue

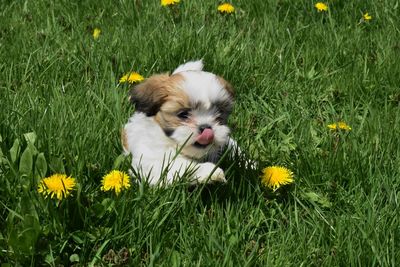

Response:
(196, 128), (214, 145)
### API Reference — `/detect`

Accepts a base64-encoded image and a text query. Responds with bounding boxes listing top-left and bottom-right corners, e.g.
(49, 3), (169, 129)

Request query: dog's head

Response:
(129, 60), (234, 159)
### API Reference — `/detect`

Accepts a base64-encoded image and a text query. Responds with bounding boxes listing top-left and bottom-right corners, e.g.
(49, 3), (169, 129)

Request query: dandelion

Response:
(314, 2), (328, 12)
(261, 166), (294, 191)
(38, 174), (77, 200)
(363, 12), (372, 21)
(119, 72), (144, 84)
(327, 122), (352, 131)
(161, 0), (180, 6)
(93, 28), (101, 40)
(218, 3), (235, 14)
(101, 170), (131, 195)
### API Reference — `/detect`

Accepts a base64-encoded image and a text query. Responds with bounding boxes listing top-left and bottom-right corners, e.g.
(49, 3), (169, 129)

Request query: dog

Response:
(121, 60), (238, 185)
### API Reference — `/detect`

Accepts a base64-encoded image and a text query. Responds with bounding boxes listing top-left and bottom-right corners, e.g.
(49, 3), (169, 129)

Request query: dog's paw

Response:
(209, 167), (226, 183)
(195, 163), (226, 184)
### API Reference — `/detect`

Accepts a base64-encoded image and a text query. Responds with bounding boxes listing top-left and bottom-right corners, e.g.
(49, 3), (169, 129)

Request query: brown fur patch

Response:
(154, 76), (191, 132)
(121, 128), (129, 151)
(217, 76), (234, 97)
(129, 73), (185, 116)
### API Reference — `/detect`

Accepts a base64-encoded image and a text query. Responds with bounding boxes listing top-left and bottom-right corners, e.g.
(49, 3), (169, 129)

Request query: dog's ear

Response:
(173, 60), (204, 74)
(217, 76), (234, 98)
(129, 74), (170, 116)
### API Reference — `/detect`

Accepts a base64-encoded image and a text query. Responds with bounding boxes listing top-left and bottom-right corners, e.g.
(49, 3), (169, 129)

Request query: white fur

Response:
(179, 71), (231, 109)
(172, 60), (204, 74)
(124, 113), (230, 185)
(170, 109), (230, 159)
(124, 61), (236, 186)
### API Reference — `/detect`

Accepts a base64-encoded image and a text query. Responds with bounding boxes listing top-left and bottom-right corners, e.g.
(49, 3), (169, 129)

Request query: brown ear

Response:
(217, 76), (234, 98)
(129, 74), (170, 116)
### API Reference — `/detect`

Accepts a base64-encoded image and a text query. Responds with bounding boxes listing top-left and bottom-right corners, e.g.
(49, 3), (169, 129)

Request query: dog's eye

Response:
(177, 110), (190, 119)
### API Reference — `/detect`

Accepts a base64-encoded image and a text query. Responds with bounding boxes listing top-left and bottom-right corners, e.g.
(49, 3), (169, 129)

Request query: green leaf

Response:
(8, 214), (40, 256)
(19, 147), (33, 175)
(170, 250), (181, 267)
(45, 254), (56, 266)
(112, 154), (128, 169)
(91, 203), (106, 218)
(35, 153), (47, 178)
(310, 125), (322, 146)
(70, 254), (80, 263)
(0, 146), (5, 165)
(20, 195), (39, 219)
(303, 192), (332, 208)
(229, 234), (239, 246)
(89, 239), (110, 267)
(49, 156), (65, 173)
(92, 198), (114, 218)
(23, 132), (37, 145)
(9, 138), (20, 163)
(306, 66), (317, 80)
(26, 142), (38, 156)
(6, 195), (40, 257)
(71, 231), (85, 245)
(102, 198), (115, 212)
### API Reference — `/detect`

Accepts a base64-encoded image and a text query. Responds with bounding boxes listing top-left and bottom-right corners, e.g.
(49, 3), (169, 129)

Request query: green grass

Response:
(1, 0), (400, 266)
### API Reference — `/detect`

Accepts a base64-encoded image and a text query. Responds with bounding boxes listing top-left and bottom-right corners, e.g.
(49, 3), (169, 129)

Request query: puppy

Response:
(122, 60), (237, 185)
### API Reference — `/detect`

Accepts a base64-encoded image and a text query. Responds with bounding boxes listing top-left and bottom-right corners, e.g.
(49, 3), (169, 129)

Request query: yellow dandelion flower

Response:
(327, 122), (352, 131)
(101, 170), (131, 195)
(161, 0), (180, 6)
(315, 2), (328, 12)
(363, 12), (372, 21)
(218, 3), (235, 14)
(37, 174), (77, 200)
(119, 72), (144, 84)
(261, 166), (294, 191)
(93, 28), (101, 40)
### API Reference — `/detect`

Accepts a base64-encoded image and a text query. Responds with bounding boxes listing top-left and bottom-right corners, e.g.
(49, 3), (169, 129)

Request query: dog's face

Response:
(129, 60), (234, 159)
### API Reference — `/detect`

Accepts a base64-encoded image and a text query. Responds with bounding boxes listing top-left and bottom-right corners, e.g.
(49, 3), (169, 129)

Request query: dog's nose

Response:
(199, 124), (212, 133)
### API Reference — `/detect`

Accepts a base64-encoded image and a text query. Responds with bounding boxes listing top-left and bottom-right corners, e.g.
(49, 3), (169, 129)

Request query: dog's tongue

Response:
(196, 128), (214, 145)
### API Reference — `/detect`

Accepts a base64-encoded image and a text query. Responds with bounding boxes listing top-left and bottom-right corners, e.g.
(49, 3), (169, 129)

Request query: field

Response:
(1, 0), (400, 266)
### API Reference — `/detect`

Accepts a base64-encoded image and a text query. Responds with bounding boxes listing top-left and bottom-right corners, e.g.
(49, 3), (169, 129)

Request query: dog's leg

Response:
(160, 156), (226, 185)
(194, 162), (226, 184)
(131, 151), (228, 186)
(226, 137), (240, 154)
(227, 137), (257, 169)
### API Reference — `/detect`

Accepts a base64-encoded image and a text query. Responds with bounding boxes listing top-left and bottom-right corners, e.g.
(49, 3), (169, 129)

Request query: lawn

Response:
(1, 0), (400, 266)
